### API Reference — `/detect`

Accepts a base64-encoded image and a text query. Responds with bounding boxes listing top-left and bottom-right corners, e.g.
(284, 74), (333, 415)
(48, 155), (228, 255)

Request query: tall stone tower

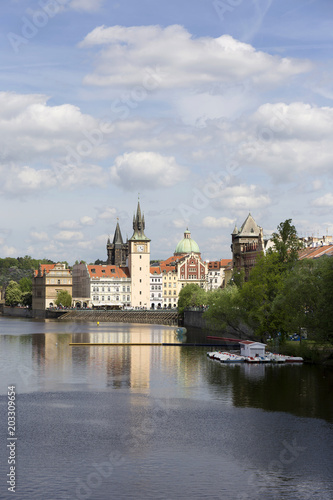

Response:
(106, 221), (129, 266)
(128, 200), (151, 308)
(231, 213), (264, 280)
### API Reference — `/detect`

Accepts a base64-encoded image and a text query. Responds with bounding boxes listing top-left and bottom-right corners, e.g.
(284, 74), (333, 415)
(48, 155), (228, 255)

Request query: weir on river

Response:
(58, 308), (179, 325)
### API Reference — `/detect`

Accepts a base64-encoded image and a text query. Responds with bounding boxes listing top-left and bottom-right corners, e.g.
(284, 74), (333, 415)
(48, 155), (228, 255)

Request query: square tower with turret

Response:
(128, 201), (151, 308)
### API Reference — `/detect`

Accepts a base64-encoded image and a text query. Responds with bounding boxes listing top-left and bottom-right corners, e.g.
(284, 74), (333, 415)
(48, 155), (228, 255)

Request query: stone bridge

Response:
(58, 309), (179, 326)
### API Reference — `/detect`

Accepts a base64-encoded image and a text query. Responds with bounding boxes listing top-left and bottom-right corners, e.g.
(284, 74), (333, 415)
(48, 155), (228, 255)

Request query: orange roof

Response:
(220, 259), (232, 266)
(34, 264), (55, 276)
(150, 266), (161, 274)
(87, 265), (130, 278)
(208, 259), (232, 269)
(299, 245), (333, 260)
(159, 255), (182, 273)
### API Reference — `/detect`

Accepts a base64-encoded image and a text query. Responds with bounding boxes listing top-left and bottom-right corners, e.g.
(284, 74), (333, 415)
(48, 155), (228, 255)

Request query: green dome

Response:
(174, 229), (200, 255)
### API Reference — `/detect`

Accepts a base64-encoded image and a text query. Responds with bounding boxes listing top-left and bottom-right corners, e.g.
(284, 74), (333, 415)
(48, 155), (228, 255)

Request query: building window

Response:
(102, 296), (104, 301)
(58, 280), (60, 284)
(108, 296), (110, 300)
(116, 296), (119, 301)
(127, 295), (130, 301)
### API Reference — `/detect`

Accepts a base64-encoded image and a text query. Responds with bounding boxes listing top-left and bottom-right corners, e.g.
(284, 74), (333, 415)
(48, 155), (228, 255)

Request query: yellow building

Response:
(32, 262), (72, 310)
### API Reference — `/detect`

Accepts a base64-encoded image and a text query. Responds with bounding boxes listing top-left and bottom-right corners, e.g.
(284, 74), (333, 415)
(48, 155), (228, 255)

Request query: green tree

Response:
(269, 219), (303, 265)
(204, 285), (246, 335)
(177, 284), (207, 315)
(55, 290), (72, 308)
(239, 252), (285, 340)
(5, 281), (23, 306)
(311, 256), (333, 343)
(272, 259), (319, 340)
(19, 277), (32, 293)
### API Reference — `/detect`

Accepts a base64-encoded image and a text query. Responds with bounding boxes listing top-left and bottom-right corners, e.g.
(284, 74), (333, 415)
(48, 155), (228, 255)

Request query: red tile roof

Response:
(150, 266), (161, 274)
(299, 245), (333, 260)
(87, 265), (130, 278)
(208, 259), (232, 269)
(34, 264), (55, 277)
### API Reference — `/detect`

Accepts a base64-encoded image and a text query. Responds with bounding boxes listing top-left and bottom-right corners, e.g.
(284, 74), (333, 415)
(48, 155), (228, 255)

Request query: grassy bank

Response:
(268, 340), (333, 365)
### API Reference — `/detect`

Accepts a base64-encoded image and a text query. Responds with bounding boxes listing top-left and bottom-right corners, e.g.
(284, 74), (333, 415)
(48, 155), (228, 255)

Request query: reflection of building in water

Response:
(241, 363), (267, 381)
(130, 345), (150, 389)
(31, 333), (73, 389)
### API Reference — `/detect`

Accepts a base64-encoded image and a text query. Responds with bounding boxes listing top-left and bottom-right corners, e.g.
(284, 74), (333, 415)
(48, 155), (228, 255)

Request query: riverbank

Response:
(272, 340), (333, 366)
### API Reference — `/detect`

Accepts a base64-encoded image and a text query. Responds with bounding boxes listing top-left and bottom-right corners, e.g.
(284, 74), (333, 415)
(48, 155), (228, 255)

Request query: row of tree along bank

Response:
(178, 220), (333, 364)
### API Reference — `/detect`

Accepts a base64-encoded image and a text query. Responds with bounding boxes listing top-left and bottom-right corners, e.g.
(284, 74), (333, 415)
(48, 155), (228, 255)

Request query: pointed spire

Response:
(113, 221), (124, 246)
(130, 199), (150, 241)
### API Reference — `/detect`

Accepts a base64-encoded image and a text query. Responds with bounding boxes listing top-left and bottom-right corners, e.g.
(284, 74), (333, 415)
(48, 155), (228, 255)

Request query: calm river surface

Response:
(0, 316), (333, 500)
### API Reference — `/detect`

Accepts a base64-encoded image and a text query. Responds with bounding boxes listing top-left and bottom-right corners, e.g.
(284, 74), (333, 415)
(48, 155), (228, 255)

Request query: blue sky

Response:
(0, 0), (332, 263)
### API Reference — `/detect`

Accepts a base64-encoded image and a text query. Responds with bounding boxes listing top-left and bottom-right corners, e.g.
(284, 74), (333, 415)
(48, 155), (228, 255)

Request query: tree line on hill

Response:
(0, 256), (54, 307)
(178, 219), (333, 344)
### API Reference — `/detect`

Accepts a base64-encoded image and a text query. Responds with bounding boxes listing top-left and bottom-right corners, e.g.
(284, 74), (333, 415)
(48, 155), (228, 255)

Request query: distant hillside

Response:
(0, 256), (55, 286)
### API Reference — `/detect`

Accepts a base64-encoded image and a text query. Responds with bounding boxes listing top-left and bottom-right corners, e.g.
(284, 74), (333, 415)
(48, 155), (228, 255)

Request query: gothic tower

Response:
(106, 221), (129, 266)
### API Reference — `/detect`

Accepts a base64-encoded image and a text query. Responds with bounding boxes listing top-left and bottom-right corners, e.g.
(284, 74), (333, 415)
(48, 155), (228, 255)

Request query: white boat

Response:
(207, 350), (303, 364)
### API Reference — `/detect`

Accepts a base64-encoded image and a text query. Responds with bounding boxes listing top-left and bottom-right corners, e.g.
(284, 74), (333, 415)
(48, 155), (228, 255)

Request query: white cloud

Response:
(1, 245), (17, 257)
(57, 220), (80, 229)
(98, 207), (117, 220)
(80, 216), (94, 226)
(311, 193), (333, 207)
(30, 231), (49, 241)
(213, 184), (271, 211)
(202, 216), (236, 228)
(234, 102), (333, 180)
(79, 25), (312, 89)
(54, 231), (84, 241)
(110, 151), (189, 190)
(0, 92), (101, 161)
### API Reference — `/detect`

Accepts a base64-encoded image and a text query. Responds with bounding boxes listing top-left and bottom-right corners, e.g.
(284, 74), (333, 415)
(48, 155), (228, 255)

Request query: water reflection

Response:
(0, 318), (333, 422)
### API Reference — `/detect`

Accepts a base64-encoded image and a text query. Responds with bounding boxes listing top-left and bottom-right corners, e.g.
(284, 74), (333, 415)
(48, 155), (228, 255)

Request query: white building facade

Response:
(72, 263), (131, 308)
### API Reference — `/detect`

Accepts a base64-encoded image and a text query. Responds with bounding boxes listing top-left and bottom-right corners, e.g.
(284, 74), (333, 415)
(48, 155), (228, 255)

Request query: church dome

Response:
(174, 229), (200, 255)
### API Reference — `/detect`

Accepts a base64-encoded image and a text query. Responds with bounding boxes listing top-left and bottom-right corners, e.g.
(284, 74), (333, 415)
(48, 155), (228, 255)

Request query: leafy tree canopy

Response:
(5, 281), (23, 306)
(178, 284), (207, 315)
(55, 290), (72, 308)
(204, 285), (246, 335)
(269, 219), (303, 265)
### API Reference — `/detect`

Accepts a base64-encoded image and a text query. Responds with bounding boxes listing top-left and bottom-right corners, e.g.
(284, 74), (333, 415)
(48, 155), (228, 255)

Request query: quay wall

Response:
(183, 309), (253, 337)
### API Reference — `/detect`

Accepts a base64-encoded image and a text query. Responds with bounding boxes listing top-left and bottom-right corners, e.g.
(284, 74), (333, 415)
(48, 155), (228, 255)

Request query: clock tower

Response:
(128, 200), (151, 308)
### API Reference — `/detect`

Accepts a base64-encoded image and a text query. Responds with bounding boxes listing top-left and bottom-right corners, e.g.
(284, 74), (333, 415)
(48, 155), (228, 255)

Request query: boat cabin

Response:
(239, 341), (266, 358)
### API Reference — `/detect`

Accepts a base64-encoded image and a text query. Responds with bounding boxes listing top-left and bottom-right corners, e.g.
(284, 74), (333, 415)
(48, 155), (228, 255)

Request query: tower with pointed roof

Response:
(128, 200), (151, 308)
(231, 213), (264, 280)
(106, 221), (129, 266)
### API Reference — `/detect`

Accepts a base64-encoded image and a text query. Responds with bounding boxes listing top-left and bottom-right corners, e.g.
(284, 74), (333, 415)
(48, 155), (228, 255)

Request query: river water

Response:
(0, 316), (332, 500)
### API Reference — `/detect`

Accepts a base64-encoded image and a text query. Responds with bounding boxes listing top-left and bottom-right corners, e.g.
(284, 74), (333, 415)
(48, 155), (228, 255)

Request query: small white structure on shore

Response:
(239, 341), (266, 357)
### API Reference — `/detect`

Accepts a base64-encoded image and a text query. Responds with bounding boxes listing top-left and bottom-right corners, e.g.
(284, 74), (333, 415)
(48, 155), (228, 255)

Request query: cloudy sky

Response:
(0, 0), (332, 263)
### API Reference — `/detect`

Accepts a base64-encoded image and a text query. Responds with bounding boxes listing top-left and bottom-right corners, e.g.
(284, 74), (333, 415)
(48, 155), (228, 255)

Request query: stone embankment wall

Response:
(184, 309), (253, 337)
(184, 310), (217, 330)
(1, 305), (33, 318)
